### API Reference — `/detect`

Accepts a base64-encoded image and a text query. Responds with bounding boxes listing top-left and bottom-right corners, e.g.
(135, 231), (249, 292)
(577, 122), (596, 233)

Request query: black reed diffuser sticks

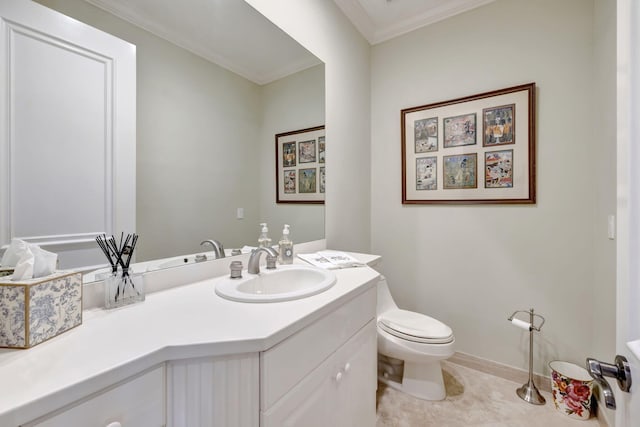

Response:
(96, 234), (118, 274)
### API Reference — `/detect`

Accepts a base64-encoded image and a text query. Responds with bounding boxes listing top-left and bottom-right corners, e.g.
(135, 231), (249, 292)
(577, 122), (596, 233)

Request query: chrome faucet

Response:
(586, 355), (632, 410)
(248, 247), (278, 274)
(201, 239), (225, 259)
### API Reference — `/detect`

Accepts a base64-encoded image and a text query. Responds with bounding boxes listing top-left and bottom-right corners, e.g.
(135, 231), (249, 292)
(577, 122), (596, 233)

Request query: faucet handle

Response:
(229, 260), (243, 279)
(266, 255), (277, 270)
(248, 247), (278, 274)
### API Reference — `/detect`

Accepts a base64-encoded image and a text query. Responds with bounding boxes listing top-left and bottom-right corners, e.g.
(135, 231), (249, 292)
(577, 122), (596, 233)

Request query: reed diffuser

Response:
(96, 233), (144, 309)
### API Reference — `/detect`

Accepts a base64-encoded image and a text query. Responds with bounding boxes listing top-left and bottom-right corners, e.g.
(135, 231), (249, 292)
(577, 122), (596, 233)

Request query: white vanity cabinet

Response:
(26, 366), (165, 427)
(24, 354), (260, 427)
(260, 287), (377, 427)
(3, 266), (380, 427)
(162, 286), (377, 427)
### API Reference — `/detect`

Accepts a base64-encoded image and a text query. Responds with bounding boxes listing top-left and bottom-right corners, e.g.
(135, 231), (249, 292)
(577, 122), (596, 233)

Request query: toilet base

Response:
(379, 359), (446, 401)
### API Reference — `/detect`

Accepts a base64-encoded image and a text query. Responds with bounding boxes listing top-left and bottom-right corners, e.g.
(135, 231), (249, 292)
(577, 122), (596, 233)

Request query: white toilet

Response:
(376, 276), (455, 400)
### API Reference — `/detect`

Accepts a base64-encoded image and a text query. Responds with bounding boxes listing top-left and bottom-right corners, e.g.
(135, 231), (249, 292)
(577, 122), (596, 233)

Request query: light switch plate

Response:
(608, 214), (615, 240)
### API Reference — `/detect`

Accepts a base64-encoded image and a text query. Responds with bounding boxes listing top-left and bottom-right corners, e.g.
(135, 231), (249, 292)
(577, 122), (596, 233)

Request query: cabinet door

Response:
(30, 366), (165, 427)
(338, 320), (377, 427)
(261, 354), (338, 427)
(262, 320), (377, 427)
(260, 287), (376, 410)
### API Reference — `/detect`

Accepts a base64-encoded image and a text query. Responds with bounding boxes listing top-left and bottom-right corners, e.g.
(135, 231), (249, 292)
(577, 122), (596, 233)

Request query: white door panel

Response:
(618, 343), (640, 425)
(616, 0), (640, 424)
(0, 0), (135, 269)
(12, 22), (110, 238)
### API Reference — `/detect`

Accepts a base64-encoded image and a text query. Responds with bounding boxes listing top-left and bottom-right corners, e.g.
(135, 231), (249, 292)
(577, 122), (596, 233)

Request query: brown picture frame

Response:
(276, 125), (325, 204)
(401, 83), (536, 204)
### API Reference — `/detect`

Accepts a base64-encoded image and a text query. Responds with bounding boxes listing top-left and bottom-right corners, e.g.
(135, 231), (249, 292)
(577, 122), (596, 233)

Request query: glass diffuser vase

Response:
(104, 269), (145, 309)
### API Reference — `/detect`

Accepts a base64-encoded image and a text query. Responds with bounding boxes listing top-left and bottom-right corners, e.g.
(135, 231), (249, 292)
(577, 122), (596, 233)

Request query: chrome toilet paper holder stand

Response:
(507, 308), (546, 405)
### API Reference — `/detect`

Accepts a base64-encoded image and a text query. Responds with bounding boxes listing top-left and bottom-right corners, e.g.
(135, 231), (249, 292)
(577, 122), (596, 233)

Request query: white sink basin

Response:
(214, 264), (336, 302)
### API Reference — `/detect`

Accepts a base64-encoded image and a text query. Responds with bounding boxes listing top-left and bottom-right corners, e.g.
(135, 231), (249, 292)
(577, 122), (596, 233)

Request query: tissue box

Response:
(0, 271), (82, 349)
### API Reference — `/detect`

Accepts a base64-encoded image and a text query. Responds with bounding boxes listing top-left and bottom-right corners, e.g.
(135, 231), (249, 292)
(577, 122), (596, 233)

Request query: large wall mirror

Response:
(17, 0), (325, 279)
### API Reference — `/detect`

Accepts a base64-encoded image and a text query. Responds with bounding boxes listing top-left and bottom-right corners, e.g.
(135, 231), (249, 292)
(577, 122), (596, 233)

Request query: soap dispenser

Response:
(258, 223), (271, 248)
(278, 224), (294, 264)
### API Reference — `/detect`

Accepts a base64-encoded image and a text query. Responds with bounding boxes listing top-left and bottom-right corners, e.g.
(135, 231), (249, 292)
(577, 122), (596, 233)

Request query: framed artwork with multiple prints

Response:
(276, 126), (325, 204)
(401, 83), (536, 204)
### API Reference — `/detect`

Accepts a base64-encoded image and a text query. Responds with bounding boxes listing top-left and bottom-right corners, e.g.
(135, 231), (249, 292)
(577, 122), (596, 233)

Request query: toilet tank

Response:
(376, 276), (398, 317)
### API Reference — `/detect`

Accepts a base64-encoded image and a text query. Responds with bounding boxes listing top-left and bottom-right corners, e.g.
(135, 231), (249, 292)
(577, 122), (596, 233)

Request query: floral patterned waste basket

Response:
(549, 360), (594, 420)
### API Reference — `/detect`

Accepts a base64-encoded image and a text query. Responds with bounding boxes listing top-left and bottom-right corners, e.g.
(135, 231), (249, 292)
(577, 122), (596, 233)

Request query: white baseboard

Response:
(449, 352), (551, 392)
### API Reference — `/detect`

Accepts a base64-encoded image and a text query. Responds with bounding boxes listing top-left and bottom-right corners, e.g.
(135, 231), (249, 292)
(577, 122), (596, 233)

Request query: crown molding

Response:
(84, 0), (319, 84)
(335, 0), (495, 45)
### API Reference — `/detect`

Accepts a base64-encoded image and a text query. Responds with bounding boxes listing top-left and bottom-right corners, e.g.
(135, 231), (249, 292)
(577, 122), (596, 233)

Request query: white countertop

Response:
(0, 253), (380, 426)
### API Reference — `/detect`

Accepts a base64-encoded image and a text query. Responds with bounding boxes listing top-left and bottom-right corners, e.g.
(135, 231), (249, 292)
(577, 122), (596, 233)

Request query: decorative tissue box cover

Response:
(0, 271), (82, 349)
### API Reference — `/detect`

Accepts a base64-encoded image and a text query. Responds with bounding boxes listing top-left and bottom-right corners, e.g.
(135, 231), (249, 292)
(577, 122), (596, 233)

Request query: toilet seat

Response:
(379, 309), (453, 344)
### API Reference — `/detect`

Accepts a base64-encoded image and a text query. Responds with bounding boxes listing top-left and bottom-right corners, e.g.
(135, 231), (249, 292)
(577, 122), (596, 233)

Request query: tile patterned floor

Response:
(376, 361), (604, 427)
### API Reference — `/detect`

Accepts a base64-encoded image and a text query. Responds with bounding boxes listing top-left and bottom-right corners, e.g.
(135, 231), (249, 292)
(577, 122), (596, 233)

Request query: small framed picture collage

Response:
(401, 83), (536, 204)
(276, 125), (325, 204)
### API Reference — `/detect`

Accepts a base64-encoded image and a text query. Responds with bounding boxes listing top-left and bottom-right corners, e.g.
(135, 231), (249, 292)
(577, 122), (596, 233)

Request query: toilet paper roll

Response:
(511, 318), (532, 331)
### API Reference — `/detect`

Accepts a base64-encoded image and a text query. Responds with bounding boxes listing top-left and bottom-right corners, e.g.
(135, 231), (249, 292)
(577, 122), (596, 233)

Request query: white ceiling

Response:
(83, 0), (321, 85)
(333, 0), (495, 45)
(82, 0), (494, 85)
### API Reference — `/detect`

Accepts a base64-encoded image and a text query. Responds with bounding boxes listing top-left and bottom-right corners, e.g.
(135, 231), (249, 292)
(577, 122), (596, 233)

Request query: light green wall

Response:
(247, 0), (616, 379)
(38, 0), (617, 386)
(370, 0), (616, 377)
(259, 64), (326, 244)
(246, 0), (372, 252)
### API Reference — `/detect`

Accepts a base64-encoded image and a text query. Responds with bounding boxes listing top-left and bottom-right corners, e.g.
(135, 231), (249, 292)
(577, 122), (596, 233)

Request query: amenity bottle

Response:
(278, 224), (294, 264)
(258, 223), (271, 248)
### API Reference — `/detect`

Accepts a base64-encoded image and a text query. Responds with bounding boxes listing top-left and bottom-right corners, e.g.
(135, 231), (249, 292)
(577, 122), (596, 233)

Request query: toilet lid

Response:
(379, 309), (454, 344)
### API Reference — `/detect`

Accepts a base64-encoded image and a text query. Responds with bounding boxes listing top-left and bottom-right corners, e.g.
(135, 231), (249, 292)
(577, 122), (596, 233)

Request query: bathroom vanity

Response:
(0, 254), (380, 427)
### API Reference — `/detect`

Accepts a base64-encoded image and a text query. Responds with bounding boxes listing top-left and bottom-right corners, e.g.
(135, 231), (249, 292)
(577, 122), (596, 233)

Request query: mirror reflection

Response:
(26, 0), (325, 280)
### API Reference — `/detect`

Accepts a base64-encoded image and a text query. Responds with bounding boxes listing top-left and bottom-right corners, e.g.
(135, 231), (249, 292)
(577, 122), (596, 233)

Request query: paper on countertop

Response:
(0, 238), (57, 280)
(297, 250), (365, 269)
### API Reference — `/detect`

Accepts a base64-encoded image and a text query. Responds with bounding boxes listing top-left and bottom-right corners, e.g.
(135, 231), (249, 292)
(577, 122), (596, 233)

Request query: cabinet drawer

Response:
(29, 366), (165, 427)
(261, 286), (376, 410)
